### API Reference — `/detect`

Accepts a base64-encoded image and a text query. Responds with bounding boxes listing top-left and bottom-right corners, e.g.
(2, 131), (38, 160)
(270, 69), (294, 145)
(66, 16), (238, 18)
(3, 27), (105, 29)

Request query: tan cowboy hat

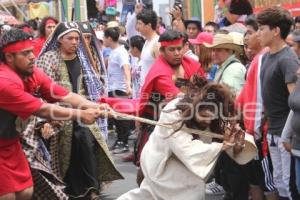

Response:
(203, 33), (242, 53)
(225, 133), (258, 165)
(228, 32), (244, 46)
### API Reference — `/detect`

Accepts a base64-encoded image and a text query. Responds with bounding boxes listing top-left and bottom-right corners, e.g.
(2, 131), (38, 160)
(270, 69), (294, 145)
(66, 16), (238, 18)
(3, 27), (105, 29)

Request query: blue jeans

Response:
(120, 5), (134, 25)
(295, 156), (300, 193)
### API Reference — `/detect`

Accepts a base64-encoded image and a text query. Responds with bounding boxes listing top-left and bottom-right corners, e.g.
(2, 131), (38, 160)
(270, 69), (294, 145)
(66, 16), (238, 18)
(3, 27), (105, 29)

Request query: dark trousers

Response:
(108, 90), (131, 144)
(215, 152), (249, 200)
(64, 122), (99, 197)
(290, 156), (300, 200)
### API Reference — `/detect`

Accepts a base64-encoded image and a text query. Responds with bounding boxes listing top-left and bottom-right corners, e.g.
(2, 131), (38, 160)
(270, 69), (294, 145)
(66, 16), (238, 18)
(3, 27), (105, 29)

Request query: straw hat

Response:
(225, 133), (258, 165)
(203, 33), (242, 53)
(228, 32), (244, 46)
(107, 21), (119, 28)
(221, 23), (247, 34)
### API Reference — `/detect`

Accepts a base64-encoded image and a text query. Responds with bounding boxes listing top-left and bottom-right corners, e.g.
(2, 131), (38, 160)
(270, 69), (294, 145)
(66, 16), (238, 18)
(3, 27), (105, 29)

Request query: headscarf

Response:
(38, 22), (108, 139)
(55, 22), (80, 40)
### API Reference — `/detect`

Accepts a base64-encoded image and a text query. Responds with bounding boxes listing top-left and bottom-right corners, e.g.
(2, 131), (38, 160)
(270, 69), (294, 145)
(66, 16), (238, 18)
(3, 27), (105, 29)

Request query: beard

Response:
(15, 64), (34, 77)
(21, 70), (34, 76)
(187, 118), (210, 131)
(196, 121), (210, 130)
(17, 69), (33, 77)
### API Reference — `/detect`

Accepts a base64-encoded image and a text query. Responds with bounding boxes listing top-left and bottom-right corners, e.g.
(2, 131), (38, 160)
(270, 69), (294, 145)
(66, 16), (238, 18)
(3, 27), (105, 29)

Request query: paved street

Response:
(101, 133), (222, 200)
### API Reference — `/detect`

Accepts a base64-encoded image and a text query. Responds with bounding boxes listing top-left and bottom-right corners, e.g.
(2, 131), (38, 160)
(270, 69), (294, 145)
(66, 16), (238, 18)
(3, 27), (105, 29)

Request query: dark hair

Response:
(158, 16), (166, 28)
(184, 20), (202, 31)
(142, 0), (153, 10)
(38, 16), (58, 37)
(256, 6), (293, 39)
(292, 29), (300, 44)
(136, 9), (158, 30)
(158, 30), (183, 51)
(27, 19), (39, 31)
(159, 29), (183, 42)
(119, 39), (129, 50)
(295, 16), (300, 23)
(229, 0), (253, 15)
(182, 32), (189, 44)
(205, 21), (220, 32)
(245, 15), (258, 31)
(182, 32), (194, 50)
(16, 23), (29, 29)
(129, 35), (145, 52)
(167, 75), (235, 134)
(0, 28), (32, 62)
(104, 27), (120, 42)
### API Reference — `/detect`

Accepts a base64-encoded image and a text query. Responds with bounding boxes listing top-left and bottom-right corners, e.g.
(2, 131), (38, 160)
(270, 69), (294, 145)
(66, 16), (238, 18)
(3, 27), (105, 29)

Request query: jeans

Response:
(120, 5), (134, 25)
(267, 134), (292, 199)
(295, 156), (300, 193)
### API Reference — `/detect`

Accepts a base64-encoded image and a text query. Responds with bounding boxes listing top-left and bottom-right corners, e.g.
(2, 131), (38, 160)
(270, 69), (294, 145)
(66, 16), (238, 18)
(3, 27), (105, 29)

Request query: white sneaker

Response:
(205, 180), (225, 195)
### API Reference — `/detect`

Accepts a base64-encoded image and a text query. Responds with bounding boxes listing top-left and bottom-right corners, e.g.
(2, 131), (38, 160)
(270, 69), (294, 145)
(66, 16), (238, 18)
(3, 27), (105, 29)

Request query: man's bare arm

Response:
(169, 6), (185, 32)
(33, 103), (101, 124)
(60, 92), (99, 109)
(287, 83), (296, 94)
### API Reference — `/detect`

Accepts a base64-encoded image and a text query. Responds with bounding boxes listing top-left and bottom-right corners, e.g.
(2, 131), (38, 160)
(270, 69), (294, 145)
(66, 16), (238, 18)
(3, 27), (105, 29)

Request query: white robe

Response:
(117, 98), (223, 200)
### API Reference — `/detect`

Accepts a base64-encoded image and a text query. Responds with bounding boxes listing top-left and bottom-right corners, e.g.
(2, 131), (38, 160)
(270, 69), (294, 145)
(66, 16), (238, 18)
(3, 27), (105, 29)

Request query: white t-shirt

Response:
(107, 45), (130, 92)
(140, 34), (159, 85)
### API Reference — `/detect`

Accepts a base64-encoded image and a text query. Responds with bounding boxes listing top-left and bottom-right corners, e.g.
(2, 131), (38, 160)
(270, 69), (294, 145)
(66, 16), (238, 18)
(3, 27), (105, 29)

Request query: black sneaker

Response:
(112, 142), (129, 154)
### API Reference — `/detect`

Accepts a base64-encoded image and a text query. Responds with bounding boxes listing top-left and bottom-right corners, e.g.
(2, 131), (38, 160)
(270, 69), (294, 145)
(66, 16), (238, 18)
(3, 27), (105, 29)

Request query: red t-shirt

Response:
(0, 64), (69, 120)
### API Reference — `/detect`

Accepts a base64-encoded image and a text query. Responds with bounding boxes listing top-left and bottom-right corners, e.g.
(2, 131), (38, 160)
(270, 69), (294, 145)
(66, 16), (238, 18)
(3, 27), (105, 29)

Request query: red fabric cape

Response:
(236, 48), (269, 156)
(236, 48), (268, 135)
(33, 37), (46, 57)
(100, 55), (204, 115)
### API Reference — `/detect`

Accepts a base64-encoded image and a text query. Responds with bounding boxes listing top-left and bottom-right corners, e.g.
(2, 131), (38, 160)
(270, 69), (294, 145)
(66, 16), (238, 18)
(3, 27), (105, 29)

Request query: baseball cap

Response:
(189, 32), (213, 45)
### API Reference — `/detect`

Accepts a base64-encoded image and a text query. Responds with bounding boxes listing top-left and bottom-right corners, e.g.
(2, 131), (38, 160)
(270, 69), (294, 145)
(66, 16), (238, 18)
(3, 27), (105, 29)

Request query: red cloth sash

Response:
(0, 138), (33, 195)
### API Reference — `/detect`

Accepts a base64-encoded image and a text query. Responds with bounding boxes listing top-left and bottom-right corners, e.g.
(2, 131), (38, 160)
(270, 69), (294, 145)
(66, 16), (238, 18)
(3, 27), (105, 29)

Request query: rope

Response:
(111, 111), (224, 140)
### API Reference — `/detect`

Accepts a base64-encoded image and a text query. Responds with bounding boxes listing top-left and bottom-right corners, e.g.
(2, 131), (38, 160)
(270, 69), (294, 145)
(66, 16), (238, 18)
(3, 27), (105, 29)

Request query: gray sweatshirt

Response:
(285, 80), (300, 154)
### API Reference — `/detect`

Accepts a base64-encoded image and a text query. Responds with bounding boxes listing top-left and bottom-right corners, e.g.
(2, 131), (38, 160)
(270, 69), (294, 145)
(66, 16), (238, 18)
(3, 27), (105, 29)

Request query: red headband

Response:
(46, 19), (56, 26)
(2, 40), (34, 53)
(160, 38), (183, 47)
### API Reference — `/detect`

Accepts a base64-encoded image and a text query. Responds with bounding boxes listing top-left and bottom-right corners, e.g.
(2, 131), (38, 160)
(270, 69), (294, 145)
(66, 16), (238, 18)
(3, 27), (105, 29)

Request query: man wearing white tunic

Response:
(118, 79), (249, 200)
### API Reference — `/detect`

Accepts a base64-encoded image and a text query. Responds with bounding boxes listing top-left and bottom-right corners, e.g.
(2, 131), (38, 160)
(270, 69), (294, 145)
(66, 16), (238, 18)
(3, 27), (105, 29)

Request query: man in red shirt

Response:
(100, 30), (205, 183)
(0, 28), (109, 199)
(135, 30), (204, 184)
